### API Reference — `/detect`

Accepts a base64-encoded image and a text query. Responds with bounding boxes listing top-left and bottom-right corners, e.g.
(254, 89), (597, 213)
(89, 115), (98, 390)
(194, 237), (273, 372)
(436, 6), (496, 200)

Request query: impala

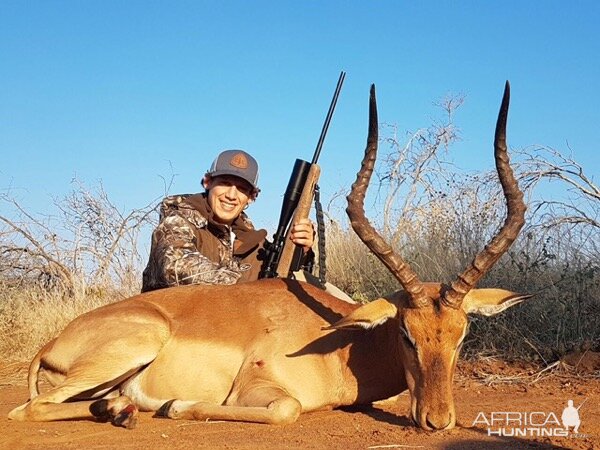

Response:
(9, 82), (530, 430)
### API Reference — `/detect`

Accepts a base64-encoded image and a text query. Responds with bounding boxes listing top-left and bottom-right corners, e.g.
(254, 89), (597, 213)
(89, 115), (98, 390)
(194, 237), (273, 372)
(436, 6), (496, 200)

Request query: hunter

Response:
(141, 149), (315, 292)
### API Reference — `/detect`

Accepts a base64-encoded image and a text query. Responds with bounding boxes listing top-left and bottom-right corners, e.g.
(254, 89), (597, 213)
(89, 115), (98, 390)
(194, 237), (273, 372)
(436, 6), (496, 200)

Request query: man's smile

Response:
(218, 199), (238, 211)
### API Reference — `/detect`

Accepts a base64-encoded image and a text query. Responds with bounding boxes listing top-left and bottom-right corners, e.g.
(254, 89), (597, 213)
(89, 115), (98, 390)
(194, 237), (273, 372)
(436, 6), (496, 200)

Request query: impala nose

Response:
(425, 412), (453, 430)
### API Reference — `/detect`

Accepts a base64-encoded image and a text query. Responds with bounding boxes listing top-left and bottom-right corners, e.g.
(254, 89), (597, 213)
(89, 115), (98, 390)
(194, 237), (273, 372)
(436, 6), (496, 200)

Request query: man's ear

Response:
(462, 289), (533, 317)
(202, 175), (212, 190)
(322, 299), (398, 331)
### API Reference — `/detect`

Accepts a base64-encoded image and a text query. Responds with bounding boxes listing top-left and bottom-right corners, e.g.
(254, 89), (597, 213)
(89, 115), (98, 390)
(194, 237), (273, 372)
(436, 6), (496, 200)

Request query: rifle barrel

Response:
(312, 71), (346, 164)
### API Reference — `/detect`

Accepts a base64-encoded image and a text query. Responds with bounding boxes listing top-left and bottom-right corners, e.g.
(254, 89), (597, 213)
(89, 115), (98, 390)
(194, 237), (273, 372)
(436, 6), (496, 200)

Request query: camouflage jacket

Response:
(141, 193), (268, 292)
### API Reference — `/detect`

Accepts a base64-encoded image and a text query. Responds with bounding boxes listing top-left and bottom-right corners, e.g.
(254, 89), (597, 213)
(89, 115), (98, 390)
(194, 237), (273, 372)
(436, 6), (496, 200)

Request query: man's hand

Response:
(289, 218), (315, 252)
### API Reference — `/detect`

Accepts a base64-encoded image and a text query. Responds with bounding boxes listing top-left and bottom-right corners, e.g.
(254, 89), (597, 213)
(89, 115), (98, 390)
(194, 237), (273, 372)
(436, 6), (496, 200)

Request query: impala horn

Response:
(346, 85), (431, 309)
(442, 81), (526, 309)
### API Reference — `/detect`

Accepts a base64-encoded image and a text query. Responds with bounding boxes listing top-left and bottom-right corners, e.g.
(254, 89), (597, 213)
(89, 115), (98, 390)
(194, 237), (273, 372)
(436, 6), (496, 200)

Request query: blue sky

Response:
(1, 1), (598, 236)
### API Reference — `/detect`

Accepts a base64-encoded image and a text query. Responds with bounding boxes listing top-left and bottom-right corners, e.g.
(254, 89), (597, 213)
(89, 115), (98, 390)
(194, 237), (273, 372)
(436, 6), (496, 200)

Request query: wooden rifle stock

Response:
(276, 163), (320, 278)
(261, 71), (344, 280)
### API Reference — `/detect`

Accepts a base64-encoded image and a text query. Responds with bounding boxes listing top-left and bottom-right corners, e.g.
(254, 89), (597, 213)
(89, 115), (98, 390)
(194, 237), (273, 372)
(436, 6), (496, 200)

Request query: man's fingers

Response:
(290, 220), (315, 249)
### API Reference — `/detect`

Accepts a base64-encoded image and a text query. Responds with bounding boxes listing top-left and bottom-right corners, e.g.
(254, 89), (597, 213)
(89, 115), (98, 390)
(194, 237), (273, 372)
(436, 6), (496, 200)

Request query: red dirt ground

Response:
(1, 361), (598, 450)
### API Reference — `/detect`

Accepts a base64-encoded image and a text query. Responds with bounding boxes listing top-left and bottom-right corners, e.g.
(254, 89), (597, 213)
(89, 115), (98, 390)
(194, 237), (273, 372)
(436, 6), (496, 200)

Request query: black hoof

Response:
(89, 399), (111, 421)
(113, 404), (138, 429)
(156, 399), (176, 418)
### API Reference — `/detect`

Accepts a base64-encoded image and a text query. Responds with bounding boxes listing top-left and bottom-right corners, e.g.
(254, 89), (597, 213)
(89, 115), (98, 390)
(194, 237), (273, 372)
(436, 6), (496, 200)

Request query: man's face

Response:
(204, 175), (253, 225)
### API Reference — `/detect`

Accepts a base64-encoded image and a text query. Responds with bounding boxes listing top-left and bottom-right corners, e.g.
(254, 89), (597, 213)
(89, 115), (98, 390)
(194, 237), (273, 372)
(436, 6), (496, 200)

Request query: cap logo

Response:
(230, 153), (248, 169)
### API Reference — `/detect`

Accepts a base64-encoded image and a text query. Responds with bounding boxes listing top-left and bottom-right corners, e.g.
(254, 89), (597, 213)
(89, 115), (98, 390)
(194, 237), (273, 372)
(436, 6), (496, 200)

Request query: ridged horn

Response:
(346, 85), (431, 309)
(443, 81), (526, 308)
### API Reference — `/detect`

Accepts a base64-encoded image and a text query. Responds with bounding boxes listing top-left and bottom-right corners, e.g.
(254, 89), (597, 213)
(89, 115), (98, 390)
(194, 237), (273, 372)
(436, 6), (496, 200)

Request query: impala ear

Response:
(323, 299), (398, 331)
(462, 289), (533, 316)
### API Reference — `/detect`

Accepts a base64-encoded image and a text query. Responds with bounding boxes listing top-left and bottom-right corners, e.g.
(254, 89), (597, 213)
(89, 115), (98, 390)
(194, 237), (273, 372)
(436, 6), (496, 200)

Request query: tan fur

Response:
(8, 278), (528, 430)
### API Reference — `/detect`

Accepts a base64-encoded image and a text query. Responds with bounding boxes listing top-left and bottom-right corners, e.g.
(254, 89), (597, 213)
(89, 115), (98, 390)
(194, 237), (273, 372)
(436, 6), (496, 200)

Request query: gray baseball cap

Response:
(206, 149), (259, 190)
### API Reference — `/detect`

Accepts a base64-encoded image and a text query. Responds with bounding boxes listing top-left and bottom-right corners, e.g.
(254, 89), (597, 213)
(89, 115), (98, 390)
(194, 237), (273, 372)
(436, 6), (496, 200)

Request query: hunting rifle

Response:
(260, 71), (345, 280)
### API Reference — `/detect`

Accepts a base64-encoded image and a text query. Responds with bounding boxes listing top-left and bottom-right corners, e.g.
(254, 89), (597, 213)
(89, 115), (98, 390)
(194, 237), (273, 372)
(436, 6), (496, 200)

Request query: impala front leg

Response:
(158, 384), (302, 425)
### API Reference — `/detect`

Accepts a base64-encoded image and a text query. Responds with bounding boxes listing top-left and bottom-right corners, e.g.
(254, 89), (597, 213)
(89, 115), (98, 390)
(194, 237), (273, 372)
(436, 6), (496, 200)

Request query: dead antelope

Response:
(9, 82), (530, 430)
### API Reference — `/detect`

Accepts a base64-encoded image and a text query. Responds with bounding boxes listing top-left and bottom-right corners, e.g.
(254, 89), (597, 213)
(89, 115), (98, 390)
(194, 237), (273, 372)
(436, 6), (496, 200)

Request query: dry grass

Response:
(323, 211), (599, 363)
(0, 180), (150, 364)
(0, 283), (134, 364)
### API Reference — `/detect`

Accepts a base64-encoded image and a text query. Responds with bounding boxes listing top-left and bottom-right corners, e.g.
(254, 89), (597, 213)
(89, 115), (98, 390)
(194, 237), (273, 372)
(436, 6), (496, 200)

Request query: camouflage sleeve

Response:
(142, 197), (244, 291)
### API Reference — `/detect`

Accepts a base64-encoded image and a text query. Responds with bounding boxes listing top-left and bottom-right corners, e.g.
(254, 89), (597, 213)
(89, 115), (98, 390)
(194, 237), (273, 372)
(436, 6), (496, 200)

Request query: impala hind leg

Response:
(9, 338), (164, 427)
(8, 362), (145, 428)
(9, 381), (140, 428)
(159, 384), (302, 425)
